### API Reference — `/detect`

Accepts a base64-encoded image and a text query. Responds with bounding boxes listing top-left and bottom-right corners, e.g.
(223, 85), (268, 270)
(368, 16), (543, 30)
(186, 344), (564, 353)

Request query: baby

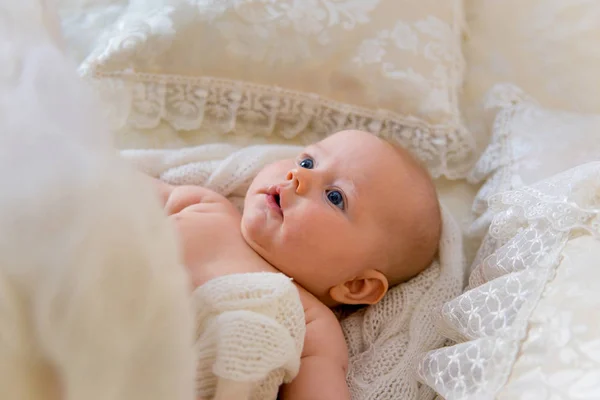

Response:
(155, 130), (442, 400)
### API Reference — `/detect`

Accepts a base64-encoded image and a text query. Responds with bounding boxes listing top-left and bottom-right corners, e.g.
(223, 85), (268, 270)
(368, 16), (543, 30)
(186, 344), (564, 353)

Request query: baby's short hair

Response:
(382, 145), (441, 287)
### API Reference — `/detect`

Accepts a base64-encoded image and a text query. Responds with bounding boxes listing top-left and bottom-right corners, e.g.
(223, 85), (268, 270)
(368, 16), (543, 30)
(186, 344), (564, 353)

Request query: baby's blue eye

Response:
(299, 157), (314, 169)
(326, 190), (345, 210)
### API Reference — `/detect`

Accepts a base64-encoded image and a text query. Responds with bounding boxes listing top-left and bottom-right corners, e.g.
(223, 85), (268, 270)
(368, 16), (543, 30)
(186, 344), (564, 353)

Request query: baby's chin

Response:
(241, 215), (288, 266)
(240, 217), (257, 246)
(240, 215), (272, 259)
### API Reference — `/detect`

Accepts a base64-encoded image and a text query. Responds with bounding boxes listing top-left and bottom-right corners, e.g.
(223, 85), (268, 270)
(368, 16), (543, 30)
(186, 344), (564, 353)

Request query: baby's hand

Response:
(164, 185), (268, 288)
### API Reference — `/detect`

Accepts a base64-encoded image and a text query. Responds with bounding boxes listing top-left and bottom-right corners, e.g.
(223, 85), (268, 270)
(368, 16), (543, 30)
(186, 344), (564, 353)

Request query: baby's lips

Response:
(267, 184), (288, 215)
(266, 184), (281, 196)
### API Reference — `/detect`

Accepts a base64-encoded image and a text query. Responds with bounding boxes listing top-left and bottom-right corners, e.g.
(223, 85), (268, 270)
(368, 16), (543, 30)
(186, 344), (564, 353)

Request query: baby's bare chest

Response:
(171, 201), (277, 288)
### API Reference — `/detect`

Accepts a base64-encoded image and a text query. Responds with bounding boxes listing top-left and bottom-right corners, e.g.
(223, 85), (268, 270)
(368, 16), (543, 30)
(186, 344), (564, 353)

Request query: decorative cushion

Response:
(462, 0), (600, 151)
(467, 84), (600, 237)
(497, 234), (600, 400)
(81, 0), (472, 178)
(418, 163), (600, 399)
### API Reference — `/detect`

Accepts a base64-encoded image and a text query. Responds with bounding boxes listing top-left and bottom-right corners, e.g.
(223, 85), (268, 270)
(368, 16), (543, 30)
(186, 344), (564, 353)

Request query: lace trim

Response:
(84, 69), (475, 179)
(418, 162), (600, 399)
(466, 83), (541, 237)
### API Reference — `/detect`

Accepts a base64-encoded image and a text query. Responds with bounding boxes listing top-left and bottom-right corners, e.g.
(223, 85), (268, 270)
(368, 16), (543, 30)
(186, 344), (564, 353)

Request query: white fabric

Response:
(192, 272), (305, 400)
(497, 235), (600, 400)
(418, 162), (600, 399)
(121, 143), (302, 211)
(57, 0), (128, 64)
(0, 1), (196, 399)
(434, 178), (480, 265)
(82, 0), (474, 179)
(120, 143), (468, 400)
(468, 83), (600, 238)
(462, 0), (600, 152)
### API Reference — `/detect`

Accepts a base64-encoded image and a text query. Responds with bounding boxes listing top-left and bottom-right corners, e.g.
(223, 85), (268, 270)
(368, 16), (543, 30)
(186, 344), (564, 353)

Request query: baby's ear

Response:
(329, 270), (389, 306)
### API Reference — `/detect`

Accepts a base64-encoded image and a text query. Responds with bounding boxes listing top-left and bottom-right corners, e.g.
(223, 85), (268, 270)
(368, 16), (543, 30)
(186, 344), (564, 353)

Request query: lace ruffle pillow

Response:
(80, 0), (472, 178)
(497, 234), (600, 400)
(418, 162), (600, 399)
(461, 0), (600, 151)
(467, 83), (600, 237)
(415, 83), (600, 399)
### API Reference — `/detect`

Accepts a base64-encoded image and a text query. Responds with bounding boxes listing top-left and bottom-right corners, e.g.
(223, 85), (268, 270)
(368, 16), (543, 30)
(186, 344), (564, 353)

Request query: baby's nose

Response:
(286, 169), (309, 194)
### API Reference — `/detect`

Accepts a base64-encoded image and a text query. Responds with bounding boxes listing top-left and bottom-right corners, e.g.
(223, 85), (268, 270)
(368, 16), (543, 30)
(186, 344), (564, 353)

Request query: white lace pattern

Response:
(81, 0), (473, 178)
(467, 83), (600, 238)
(418, 162), (600, 399)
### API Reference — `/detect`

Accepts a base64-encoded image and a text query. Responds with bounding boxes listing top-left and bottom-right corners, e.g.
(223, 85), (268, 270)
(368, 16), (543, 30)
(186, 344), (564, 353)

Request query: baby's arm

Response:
(149, 178), (224, 215)
(280, 302), (350, 400)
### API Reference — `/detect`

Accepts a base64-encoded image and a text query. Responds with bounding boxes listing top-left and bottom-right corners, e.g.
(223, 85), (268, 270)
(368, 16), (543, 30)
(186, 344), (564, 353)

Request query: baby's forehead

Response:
(309, 135), (396, 163)
(334, 143), (409, 177)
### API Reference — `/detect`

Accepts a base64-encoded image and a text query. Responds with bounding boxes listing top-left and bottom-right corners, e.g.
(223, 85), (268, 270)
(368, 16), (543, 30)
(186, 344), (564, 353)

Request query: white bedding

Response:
(419, 162), (600, 399)
(7, 1), (600, 399)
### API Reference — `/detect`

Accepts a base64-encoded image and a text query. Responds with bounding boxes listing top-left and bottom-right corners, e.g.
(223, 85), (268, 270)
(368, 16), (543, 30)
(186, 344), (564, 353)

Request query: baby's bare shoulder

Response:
(297, 287), (349, 369)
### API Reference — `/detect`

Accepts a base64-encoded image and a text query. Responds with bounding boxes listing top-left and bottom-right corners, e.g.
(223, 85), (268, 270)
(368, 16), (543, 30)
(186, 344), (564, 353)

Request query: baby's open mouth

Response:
(266, 186), (283, 215)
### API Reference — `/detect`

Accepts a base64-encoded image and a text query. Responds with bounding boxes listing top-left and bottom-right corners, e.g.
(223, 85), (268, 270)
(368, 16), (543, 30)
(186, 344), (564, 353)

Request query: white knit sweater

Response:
(193, 273), (305, 400)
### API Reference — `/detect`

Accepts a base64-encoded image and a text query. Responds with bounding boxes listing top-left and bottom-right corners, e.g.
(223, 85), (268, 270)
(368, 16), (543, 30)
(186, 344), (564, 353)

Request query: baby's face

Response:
(242, 130), (413, 303)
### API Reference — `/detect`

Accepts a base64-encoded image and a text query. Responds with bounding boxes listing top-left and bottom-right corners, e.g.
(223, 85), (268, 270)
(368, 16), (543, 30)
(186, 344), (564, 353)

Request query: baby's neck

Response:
(240, 240), (334, 310)
(240, 240), (287, 276)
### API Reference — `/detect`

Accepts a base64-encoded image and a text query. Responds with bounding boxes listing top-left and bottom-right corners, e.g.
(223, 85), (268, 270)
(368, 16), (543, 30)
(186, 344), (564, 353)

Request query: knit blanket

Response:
(121, 144), (466, 400)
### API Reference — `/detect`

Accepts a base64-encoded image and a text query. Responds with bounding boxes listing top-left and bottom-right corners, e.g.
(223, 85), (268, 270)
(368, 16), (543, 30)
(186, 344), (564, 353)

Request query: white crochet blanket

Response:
(121, 144), (466, 400)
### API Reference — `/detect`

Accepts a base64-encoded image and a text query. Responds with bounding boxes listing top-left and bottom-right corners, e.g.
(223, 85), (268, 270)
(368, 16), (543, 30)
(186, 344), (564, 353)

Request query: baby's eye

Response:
(299, 157), (314, 169)
(326, 189), (345, 210)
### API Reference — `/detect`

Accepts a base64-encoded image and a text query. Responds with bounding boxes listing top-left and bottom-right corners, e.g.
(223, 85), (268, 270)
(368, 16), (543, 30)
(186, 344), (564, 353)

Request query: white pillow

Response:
(81, 0), (473, 178)
(462, 0), (600, 151)
(497, 234), (600, 400)
(468, 84), (600, 237)
(417, 163), (600, 399)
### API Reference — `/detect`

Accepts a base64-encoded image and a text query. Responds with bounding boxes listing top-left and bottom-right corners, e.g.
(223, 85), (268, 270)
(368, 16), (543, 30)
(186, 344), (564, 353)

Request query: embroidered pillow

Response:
(81, 0), (472, 178)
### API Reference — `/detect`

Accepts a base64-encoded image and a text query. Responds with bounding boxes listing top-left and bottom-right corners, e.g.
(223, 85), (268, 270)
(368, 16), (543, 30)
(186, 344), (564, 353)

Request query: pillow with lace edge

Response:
(466, 83), (600, 238)
(418, 162), (600, 400)
(80, 0), (474, 179)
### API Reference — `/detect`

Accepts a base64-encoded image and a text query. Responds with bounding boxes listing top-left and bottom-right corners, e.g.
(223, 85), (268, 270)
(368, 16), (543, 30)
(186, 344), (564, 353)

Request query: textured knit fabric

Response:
(193, 273), (305, 400)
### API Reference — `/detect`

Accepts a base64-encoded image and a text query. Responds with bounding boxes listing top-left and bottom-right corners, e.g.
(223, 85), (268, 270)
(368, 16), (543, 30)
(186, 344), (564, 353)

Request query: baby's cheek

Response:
(286, 211), (331, 253)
